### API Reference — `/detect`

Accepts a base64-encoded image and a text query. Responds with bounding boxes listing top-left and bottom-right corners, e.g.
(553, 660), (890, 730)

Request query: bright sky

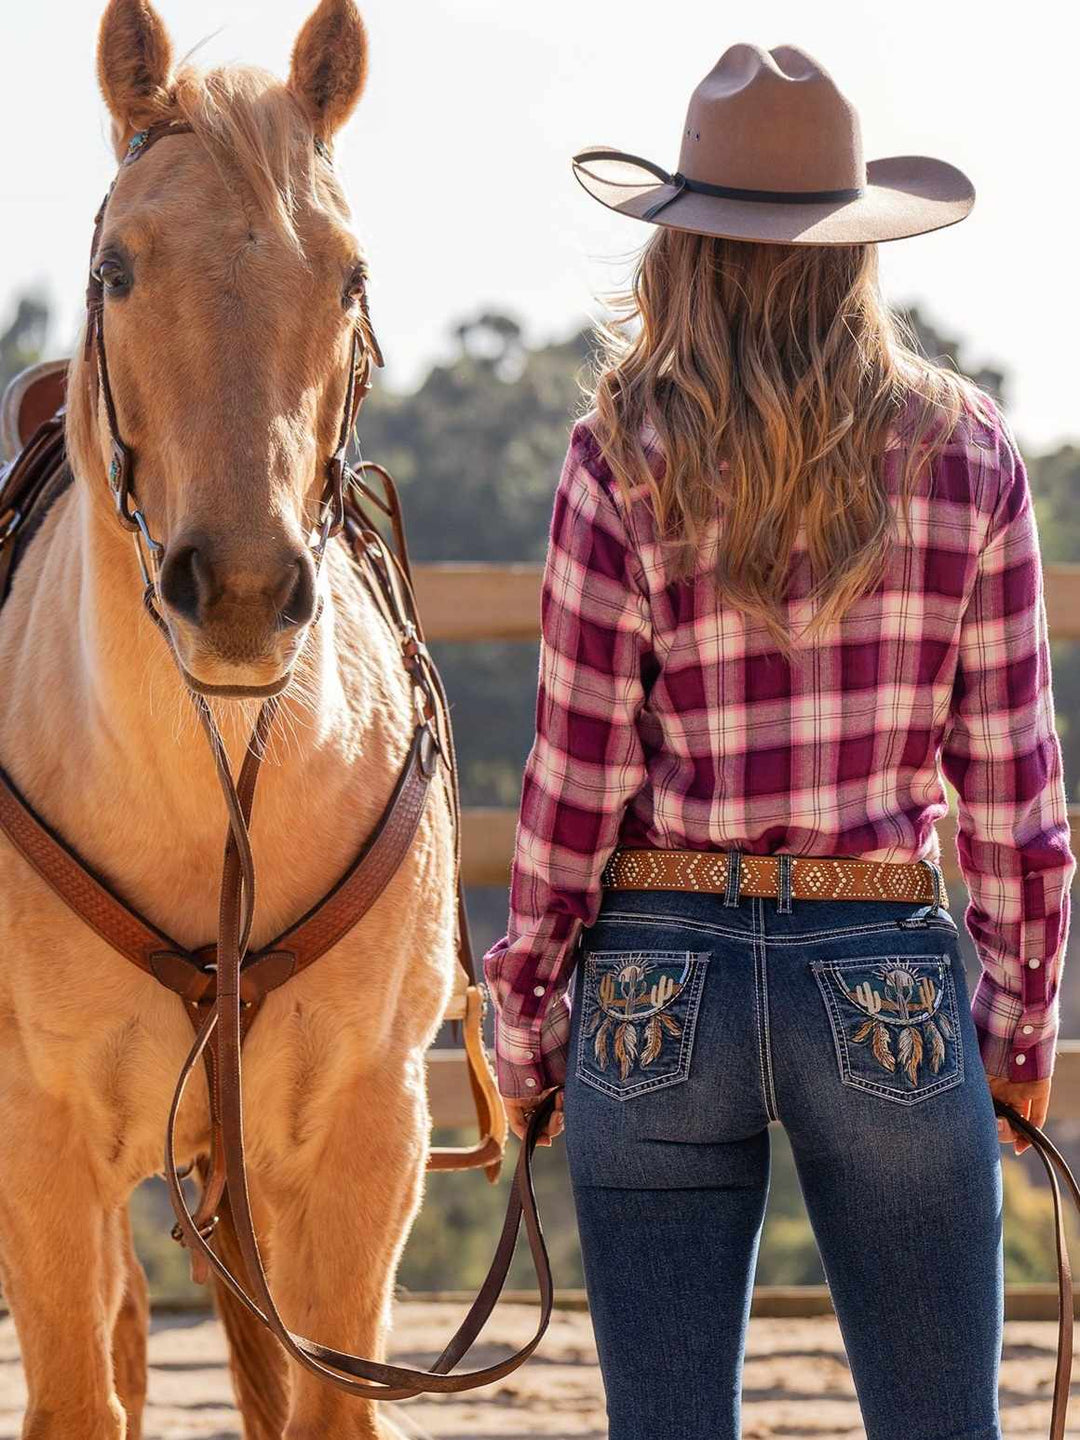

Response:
(4, 0), (1077, 451)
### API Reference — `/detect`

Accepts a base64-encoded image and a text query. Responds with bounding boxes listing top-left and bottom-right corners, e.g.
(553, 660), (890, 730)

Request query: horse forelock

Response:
(169, 63), (349, 249)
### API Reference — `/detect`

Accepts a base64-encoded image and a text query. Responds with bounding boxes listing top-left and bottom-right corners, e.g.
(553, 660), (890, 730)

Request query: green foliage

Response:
(357, 314), (593, 564)
(0, 295), (49, 395)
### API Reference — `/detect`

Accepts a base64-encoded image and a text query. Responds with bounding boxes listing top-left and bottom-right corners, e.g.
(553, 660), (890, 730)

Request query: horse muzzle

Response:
(157, 529), (318, 695)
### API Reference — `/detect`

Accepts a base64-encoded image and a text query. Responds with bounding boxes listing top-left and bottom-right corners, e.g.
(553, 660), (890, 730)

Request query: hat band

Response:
(572, 150), (866, 223)
(643, 171), (865, 220)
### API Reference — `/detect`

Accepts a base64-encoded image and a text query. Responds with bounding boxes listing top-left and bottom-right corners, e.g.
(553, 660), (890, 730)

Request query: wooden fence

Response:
(418, 561), (1080, 1132)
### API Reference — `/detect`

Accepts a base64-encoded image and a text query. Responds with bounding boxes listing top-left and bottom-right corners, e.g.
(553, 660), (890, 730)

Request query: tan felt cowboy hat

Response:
(572, 43), (975, 245)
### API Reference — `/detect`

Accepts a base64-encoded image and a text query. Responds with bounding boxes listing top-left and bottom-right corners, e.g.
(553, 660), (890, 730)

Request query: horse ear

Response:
(289, 0), (368, 141)
(97, 0), (175, 139)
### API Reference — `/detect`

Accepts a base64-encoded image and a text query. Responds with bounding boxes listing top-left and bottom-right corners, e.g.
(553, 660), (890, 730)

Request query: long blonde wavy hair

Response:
(588, 229), (996, 653)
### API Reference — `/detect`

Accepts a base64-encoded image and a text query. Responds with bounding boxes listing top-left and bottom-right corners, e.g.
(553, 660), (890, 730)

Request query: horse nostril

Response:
(160, 543), (216, 625)
(160, 535), (315, 633)
(275, 550), (317, 632)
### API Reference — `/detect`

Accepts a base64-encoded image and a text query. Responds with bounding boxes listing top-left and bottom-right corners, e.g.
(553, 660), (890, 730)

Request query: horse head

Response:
(68, 0), (375, 696)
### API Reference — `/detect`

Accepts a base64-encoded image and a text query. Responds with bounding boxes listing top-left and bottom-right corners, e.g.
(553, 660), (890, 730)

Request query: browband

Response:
(573, 148), (865, 221)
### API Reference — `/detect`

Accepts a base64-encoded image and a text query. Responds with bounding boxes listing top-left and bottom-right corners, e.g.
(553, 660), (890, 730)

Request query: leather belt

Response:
(601, 846), (949, 908)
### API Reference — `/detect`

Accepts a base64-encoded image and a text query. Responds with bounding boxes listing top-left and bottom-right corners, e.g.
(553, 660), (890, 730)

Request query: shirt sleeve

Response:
(481, 421), (654, 1099)
(940, 406), (1076, 1082)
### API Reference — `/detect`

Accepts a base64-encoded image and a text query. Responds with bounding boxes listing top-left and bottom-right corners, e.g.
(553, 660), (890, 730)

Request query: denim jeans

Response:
(563, 882), (1004, 1440)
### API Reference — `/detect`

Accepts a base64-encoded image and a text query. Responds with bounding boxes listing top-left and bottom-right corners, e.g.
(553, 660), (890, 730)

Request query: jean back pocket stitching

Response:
(575, 949), (710, 1101)
(810, 954), (965, 1105)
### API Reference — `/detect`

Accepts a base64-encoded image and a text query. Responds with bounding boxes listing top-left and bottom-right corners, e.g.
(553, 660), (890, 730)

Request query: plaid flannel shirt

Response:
(482, 396), (1075, 1100)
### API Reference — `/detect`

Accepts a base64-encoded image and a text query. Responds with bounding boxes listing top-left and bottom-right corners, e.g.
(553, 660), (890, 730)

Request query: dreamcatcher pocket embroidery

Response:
(575, 949), (711, 1100)
(811, 955), (964, 1105)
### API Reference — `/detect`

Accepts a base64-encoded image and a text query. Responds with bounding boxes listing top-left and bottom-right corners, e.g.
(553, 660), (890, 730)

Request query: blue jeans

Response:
(563, 884), (1004, 1440)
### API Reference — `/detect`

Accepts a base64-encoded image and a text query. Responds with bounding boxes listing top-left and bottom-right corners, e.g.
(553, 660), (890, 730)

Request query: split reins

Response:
(0, 117), (557, 1400)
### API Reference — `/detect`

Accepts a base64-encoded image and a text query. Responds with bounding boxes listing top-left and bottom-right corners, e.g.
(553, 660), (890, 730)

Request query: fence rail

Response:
(412, 561), (1080, 644)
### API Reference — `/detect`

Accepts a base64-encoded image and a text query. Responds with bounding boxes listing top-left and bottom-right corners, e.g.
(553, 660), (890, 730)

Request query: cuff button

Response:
(1014, 1053), (1027, 1066)
(524, 1077), (537, 1088)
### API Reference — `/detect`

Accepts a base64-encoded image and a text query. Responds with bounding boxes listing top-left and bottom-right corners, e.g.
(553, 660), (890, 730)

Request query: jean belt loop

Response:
(920, 858), (946, 916)
(777, 853), (794, 914)
(723, 849), (743, 908)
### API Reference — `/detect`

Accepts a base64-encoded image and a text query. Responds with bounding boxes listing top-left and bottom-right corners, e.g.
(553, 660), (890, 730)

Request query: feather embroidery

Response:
(871, 1021), (895, 1072)
(923, 1020), (946, 1074)
(593, 1017), (612, 1069)
(641, 1016), (663, 1066)
(613, 1022), (638, 1080)
(898, 1025), (923, 1085)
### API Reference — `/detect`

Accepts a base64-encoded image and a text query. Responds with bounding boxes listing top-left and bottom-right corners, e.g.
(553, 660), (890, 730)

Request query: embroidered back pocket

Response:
(810, 954), (964, 1105)
(575, 949), (711, 1100)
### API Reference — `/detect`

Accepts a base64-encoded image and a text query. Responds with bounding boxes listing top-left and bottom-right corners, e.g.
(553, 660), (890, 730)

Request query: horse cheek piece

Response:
(0, 120), (556, 1401)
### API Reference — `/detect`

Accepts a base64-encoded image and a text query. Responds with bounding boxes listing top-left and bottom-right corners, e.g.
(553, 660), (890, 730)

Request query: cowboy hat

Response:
(572, 43), (974, 245)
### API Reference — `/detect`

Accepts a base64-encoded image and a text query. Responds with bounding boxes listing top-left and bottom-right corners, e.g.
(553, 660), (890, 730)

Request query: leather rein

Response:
(0, 119), (556, 1400)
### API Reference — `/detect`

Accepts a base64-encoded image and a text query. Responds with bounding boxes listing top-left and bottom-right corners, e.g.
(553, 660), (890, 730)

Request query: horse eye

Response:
(343, 263), (368, 309)
(93, 256), (131, 294)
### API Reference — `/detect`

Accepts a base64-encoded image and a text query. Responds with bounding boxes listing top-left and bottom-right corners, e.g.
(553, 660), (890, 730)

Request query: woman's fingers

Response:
(987, 1075), (1052, 1157)
(503, 1090), (565, 1145)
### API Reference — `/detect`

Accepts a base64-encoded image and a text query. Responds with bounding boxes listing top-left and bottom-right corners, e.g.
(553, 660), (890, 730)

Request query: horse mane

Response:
(168, 64), (343, 248)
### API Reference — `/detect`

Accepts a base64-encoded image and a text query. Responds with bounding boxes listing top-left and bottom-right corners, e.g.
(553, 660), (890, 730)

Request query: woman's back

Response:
(484, 383), (1073, 1097)
(587, 390), (1052, 866)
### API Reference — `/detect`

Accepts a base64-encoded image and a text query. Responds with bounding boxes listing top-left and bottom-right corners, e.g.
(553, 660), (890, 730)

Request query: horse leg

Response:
(108, 1208), (149, 1440)
(267, 1073), (429, 1440)
(0, 1091), (128, 1438)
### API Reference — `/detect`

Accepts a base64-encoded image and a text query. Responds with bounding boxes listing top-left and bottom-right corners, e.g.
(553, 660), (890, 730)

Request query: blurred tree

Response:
(899, 302), (1007, 407)
(0, 293), (49, 394)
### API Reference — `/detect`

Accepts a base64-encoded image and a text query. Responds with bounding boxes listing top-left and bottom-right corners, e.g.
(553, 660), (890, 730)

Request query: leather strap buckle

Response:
(171, 1213), (219, 1247)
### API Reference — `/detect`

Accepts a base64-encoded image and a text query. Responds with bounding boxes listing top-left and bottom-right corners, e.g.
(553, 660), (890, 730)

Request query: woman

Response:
(482, 42), (1075, 1440)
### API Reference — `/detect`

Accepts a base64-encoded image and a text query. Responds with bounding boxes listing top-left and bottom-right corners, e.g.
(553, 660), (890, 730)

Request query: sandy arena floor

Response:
(0, 1304), (1074, 1437)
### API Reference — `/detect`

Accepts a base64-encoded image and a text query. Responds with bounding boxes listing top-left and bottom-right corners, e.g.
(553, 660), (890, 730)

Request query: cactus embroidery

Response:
(838, 964), (952, 1087)
(584, 957), (688, 1082)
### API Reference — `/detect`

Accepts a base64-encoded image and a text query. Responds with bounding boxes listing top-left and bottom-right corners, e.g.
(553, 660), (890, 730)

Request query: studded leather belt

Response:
(600, 846), (949, 909)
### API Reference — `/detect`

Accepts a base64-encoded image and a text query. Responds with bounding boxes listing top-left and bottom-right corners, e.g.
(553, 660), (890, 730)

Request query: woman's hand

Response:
(986, 1074), (1051, 1156)
(503, 1088), (565, 1146)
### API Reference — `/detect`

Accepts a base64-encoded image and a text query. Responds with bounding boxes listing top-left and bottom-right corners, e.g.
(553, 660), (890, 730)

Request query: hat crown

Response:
(678, 43), (866, 194)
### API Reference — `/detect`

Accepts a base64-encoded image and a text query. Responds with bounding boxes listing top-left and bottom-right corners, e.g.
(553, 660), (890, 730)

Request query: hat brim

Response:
(571, 147), (974, 245)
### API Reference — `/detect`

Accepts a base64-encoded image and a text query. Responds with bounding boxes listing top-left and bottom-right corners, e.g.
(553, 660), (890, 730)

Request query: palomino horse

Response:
(0, 2), (459, 1435)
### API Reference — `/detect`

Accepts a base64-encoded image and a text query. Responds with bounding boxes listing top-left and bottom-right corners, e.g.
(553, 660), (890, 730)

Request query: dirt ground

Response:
(0, 1303), (1074, 1438)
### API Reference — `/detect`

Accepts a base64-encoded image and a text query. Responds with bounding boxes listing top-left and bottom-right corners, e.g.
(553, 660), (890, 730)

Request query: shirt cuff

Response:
(971, 970), (1059, 1081)
(492, 1003), (570, 1100)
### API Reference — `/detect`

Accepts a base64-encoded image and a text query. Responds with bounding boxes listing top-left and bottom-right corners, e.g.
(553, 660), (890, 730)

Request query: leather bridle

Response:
(84, 121), (380, 676)
(72, 117), (558, 1398)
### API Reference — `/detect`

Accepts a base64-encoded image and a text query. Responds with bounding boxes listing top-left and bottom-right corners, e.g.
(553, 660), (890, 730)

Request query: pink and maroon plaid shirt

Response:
(481, 394), (1075, 1100)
